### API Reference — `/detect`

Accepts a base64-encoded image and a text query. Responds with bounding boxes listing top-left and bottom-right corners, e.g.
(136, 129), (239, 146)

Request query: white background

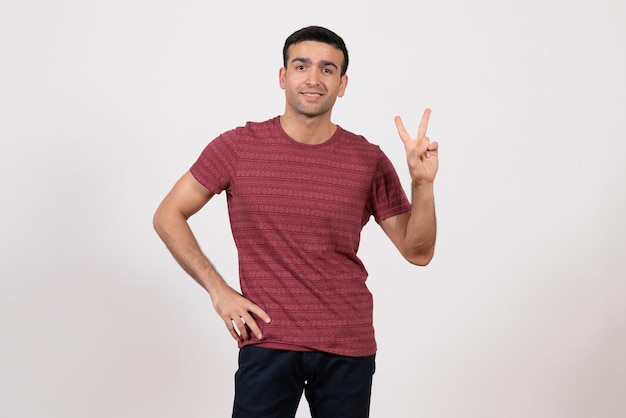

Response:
(1, 1), (625, 417)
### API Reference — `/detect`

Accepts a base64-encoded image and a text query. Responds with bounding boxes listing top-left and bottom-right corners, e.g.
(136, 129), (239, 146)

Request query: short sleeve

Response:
(189, 130), (239, 194)
(370, 150), (411, 221)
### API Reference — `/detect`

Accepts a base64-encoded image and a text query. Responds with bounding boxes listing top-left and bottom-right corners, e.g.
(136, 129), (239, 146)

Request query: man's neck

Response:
(279, 113), (337, 145)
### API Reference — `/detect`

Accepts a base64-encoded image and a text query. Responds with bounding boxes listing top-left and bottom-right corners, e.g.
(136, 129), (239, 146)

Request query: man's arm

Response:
(379, 109), (438, 266)
(153, 171), (271, 341)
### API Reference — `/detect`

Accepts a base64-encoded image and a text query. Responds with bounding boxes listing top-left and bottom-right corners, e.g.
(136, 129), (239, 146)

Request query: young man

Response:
(153, 26), (438, 418)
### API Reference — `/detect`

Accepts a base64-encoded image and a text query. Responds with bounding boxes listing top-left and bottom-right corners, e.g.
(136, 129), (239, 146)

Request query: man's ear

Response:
(337, 74), (349, 97)
(279, 67), (286, 90)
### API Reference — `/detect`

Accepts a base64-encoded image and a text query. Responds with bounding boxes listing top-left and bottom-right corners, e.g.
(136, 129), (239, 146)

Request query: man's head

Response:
(283, 26), (349, 76)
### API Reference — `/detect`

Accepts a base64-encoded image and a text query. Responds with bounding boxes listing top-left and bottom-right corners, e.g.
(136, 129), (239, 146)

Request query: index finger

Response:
(418, 108), (431, 138)
(243, 306), (271, 339)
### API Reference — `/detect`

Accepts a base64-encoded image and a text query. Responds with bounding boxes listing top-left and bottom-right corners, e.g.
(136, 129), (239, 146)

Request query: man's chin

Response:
(295, 104), (332, 118)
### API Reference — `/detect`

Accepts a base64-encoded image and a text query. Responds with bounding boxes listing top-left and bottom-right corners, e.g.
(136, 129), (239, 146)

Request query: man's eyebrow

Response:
(320, 60), (338, 69)
(291, 57), (312, 65)
(291, 57), (338, 69)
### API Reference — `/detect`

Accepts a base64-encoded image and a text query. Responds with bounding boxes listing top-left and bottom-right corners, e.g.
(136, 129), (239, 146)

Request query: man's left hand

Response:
(394, 108), (439, 185)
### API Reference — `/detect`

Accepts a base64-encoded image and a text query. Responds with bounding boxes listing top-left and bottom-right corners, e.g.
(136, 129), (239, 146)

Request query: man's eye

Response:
(296, 65), (306, 70)
(322, 68), (332, 74)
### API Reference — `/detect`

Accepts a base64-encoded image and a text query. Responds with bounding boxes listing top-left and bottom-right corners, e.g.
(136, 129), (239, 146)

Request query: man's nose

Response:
(306, 68), (320, 85)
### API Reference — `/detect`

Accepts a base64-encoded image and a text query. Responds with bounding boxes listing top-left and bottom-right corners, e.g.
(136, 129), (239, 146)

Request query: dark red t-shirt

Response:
(190, 117), (410, 356)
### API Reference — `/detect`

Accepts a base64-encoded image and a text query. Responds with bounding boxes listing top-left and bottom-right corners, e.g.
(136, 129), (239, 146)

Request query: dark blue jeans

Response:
(232, 346), (376, 418)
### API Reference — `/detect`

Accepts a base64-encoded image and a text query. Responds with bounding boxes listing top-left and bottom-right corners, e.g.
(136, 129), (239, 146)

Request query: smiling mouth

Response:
(301, 92), (323, 97)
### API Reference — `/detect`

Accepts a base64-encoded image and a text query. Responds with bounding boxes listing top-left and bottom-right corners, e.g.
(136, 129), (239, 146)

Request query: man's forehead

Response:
(288, 41), (342, 56)
(286, 41), (344, 64)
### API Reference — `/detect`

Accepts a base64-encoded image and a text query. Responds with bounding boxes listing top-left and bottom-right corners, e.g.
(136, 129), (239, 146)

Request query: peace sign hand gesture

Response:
(394, 108), (439, 185)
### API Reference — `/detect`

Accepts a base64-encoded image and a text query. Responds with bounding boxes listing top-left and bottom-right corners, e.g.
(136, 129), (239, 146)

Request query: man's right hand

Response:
(210, 282), (272, 342)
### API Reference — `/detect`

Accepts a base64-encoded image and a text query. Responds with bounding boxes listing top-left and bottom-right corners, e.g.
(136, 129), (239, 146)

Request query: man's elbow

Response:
(404, 247), (435, 266)
(153, 208), (165, 237)
(153, 204), (174, 239)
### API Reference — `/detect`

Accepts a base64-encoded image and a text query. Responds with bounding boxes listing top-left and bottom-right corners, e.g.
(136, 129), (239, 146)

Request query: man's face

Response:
(280, 41), (348, 118)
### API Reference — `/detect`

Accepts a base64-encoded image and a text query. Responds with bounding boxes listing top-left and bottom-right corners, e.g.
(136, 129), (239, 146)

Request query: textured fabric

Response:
(233, 346), (375, 418)
(190, 116), (410, 356)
